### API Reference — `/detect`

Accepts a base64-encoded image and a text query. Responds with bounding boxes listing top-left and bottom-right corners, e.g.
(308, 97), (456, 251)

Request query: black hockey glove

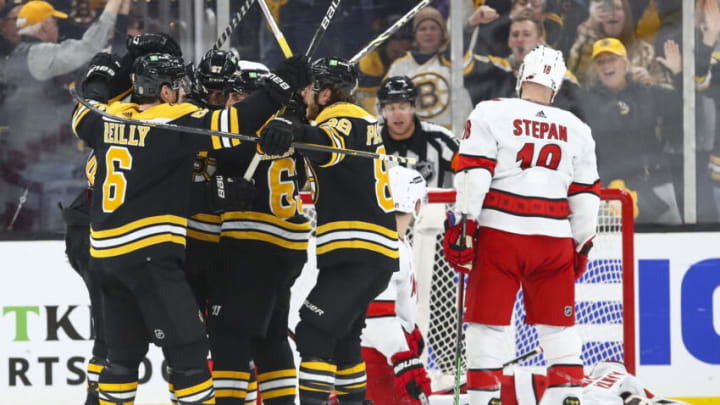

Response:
(209, 175), (257, 212)
(82, 52), (132, 101)
(127, 33), (183, 60)
(263, 56), (311, 105)
(259, 116), (304, 156)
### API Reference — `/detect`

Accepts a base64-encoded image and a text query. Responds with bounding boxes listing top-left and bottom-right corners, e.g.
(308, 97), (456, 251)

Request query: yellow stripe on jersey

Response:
(108, 87), (133, 104)
(90, 234), (186, 258)
(90, 215), (187, 238)
(318, 126), (346, 168)
(316, 221), (397, 239)
(187, 229), (220, 243)
(85, 154), (97, 187)
(221, 211), (311, 231)
(213, 371), (250, 380)
(316, 240), (399, 258)
(211, 110), (223, 149)
(220, 231), (308, 250)
(315, 102), (374, 124)
(192, 213), (222, 223)
(216, 389), (245, 398)
(230, 106), (241, 146)
(72, 101), (107, 138)
(301, 362), (337, 373)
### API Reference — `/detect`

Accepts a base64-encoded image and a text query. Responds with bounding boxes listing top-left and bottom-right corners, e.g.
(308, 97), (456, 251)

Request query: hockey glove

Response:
(442, 211), (478, 274)
(127, 33), (183, 60)
(412, 161), (435, 184)
(574, 241), (593, 280)
(209, 175), (257, 212)
(404, 325), (425, 357)
(259, 116), (304, 156)
(391, 350), (432, 404)
(82, 52), (132, 102)
(264, 56), (311, 105)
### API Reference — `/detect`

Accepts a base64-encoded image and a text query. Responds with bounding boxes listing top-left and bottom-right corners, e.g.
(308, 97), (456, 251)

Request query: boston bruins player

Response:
(72, 50), (309, 405)
(206, 62), (310, 404)
(260, 57), (398, 405)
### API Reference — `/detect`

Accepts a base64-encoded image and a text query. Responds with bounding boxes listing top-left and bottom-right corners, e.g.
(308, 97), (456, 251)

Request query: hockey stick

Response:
(502, 347), (543, 368)
(69, 86), (417, 165)
(349, 0), (431, 65)
(257, 0), (293, 58)
(243, 0), (343, 181)
(213, 0), (258, 50)
(453, 171), (473, 405)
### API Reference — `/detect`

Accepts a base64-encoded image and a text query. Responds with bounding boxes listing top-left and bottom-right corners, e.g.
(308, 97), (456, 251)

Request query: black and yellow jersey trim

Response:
(315, 103), (376, 168)
(187, 213), (222, 243)
(72, 100), (237, 150)
(85, 152), (97, 187)
(315, 220), (399, 259)
(72, 100), (106, 138)
(220, 211), (311, 250)
(90, 215), (187, 258)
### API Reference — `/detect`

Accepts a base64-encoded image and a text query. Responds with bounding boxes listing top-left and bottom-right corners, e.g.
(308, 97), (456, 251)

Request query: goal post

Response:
(297, 188), (635, 391)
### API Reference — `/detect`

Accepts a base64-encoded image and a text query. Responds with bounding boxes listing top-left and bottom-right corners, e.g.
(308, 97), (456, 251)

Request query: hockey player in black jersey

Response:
(377, 76), (459, 188)
(206, 59), (310, 404)
(260, 57), (398, 405)
(72, 48), (310, 405)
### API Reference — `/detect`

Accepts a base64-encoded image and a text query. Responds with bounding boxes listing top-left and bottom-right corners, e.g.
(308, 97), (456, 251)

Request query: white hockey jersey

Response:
(360, 238), (418, 361)
(455, 97), (601, 249)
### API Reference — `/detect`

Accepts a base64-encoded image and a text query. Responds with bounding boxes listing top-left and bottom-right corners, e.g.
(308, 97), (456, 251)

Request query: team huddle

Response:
(62, 22), (666, 405)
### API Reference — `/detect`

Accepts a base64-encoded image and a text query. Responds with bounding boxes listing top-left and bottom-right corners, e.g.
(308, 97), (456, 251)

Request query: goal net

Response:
(297, 188), (635, 392)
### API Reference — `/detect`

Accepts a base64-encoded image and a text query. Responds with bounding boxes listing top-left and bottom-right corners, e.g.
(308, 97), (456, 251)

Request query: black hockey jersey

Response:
(213, 146), (311, 259)
(72, 100), (253, 265)
(308, 103), (399, 272)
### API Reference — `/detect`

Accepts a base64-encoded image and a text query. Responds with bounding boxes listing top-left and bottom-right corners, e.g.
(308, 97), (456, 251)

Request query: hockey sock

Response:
(536, 325), (583, 405)
(298, 358), (337, 405)
(86, 356), (106, 405)
(467, 323), (506, 405)
(257, 368), (297, 404)
(212, 370), (250, 404)
(334, 362), (367, 405)
(244, 365), (257, 404)
(97, 363), (139, 405)
(170, 368), (216, 405)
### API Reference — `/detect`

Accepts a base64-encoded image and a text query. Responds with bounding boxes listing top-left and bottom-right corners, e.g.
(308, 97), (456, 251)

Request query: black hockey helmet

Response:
(131, 53), (186, 98)
(377, 76), (417, 106)
(194, 49), (240, 106)
(310, 57), (358, 96)
(225, 60), (270, 95)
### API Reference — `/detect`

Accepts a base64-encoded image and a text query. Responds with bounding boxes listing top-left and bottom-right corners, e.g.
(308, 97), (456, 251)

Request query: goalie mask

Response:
(131, 53), (186, 98)
(515, 45), (566, 102)
(389, 166), (427, 221)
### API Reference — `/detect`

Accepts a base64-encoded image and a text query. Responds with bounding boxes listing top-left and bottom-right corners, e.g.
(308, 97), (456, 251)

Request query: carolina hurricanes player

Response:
(361, 166), (432, 405)
(442, 45), (601, 405)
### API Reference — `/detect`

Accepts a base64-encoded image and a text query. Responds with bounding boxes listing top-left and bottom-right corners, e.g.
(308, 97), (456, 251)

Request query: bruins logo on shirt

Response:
(411, 71), (449, 119)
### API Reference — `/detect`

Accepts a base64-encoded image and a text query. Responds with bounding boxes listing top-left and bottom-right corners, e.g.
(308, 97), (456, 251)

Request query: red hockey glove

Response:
(442, 211), (478, 274)
(404, 325), (425, 357)
(574, 241), (593, 280)
(391, 350), (432, 404)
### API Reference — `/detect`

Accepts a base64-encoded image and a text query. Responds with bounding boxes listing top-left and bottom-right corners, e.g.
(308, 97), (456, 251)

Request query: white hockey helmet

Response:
(389, 166), (428, 220)
(515, 45), (566, 102)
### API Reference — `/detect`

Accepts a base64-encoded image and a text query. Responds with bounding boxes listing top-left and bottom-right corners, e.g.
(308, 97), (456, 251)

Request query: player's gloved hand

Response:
(404, 325), (425, 357)
(442, 211), (478, 274)
(391, 350), (432, 404)
(264, 56), (311, 105)
(259, 116), (304, 156)
(574, 241), (593, 280)
(209, 175), (257, 212)
(127, 33), (183, 60)
(82, 52), (132, 101)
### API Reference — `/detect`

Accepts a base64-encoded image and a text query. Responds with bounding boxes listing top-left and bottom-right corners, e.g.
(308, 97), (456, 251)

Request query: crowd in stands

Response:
(1, 0), (719, 232)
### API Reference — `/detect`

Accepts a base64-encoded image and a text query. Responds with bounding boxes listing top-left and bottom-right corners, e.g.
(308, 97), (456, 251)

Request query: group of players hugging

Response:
(61, 25), (671, 405)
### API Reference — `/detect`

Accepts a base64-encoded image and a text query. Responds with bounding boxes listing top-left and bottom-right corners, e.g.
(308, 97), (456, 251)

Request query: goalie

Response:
(361, 166), (432, 405)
